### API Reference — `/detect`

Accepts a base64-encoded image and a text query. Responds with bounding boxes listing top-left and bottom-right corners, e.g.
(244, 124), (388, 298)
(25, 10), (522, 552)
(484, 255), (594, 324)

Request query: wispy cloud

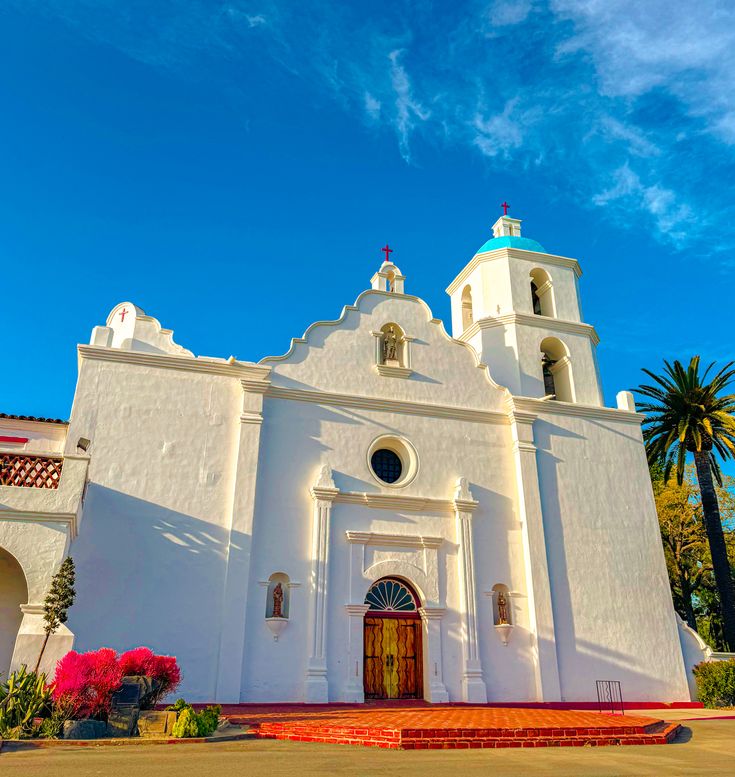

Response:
(388, 49), (430, 162)
(13, 0), (735, 251)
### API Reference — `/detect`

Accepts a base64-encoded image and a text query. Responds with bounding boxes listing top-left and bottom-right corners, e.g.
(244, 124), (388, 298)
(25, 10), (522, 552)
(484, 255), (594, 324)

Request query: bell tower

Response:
(446, 210), (603, 405)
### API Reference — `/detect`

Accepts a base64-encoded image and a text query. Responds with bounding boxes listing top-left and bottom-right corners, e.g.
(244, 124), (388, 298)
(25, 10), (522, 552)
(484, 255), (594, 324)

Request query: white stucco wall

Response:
(533, 406), (690, 701)
(64, 356), (244, 700)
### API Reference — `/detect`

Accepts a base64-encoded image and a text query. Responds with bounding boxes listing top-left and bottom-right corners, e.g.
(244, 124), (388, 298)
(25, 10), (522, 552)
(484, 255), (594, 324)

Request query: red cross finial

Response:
(381, 244), (393, 262)
(501, 201), (510, 216)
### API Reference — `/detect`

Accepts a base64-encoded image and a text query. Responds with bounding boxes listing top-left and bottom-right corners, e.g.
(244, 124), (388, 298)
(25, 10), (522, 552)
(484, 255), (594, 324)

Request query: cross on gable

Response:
(501, 201), (510, 216)
(381, 244), (393, 262)
(119, 308), (129, 323)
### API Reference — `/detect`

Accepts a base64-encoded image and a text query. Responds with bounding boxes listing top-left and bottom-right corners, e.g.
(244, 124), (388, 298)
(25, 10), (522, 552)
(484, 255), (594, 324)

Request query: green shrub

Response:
(169, 700), (221, 738)
(166, 697), (189, 712)
(196, 705), (221, 737)
(0, 667), (53, 738)
(693, 659), (735, 707)
(172, 707), (199, 738)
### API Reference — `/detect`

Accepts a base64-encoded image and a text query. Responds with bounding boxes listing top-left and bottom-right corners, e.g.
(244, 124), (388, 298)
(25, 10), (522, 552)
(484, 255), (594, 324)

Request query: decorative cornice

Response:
(311, 486), (340, 502)
(20, 603), (44, 615)
(459, 313), (599, 346)
(446, 247), (582, 295)
(78, 344), (271, 381)
(510, 396), (644, 423)
(345, 530), (444, 548)
(240, 412), (263, 425)
(512, 440), (537, 454)
(265, 385), (507, 425)
(0, 509), (77, 538)
(344, 604), (371, 615)
(376, 364), (412, 379)
(418, 606), (447, 619)
(336, 491), (455, 513)
(454, 499), (479, 514)
(241, 378), (271, 394)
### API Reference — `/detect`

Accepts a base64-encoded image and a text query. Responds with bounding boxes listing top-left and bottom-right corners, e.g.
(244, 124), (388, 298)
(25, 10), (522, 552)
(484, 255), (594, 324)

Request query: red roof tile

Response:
(0, 413), (68, 425)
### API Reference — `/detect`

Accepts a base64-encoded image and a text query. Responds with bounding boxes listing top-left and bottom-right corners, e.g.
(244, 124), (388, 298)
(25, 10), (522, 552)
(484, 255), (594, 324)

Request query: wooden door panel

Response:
(363, 617), (384, 699)
(364, 616), (422, 700)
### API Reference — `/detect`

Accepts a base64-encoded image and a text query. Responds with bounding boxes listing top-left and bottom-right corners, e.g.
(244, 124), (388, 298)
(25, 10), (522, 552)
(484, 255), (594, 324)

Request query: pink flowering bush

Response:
(119, 647), (181, 706)
(52, 647), (181, 718)
(52, 648), (123, 719)
(148, 654), (181, 702)
(118, 646), (156, 677)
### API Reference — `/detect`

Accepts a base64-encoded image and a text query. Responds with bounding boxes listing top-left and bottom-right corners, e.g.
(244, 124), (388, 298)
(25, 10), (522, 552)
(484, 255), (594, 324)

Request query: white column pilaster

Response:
(508, 404), (561, 701)
(344, 604), (370, 702)
(419, 606), (450, 702)
(454, 477), (487, 703)
(214, 373), (270, 702)
(305, 465), (339, 703)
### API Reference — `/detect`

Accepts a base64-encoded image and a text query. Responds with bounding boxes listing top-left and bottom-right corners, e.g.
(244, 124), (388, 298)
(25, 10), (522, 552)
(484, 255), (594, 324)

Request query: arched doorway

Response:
(363, 578), (423, 700)
(0, 547), (28, 676)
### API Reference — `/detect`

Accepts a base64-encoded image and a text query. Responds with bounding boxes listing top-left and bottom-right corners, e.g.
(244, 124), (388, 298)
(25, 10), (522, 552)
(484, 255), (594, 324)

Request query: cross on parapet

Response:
(381, 244), (393, 262)
(501, 201), (510, 216)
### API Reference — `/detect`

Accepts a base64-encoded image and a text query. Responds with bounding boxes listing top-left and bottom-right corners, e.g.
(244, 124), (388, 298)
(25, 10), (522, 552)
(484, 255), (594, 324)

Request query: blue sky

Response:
(2, 0), (735, 421)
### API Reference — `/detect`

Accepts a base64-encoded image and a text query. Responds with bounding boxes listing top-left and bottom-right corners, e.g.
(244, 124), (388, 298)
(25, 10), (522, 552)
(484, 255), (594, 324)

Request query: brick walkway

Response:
(222, 704), (680, 749)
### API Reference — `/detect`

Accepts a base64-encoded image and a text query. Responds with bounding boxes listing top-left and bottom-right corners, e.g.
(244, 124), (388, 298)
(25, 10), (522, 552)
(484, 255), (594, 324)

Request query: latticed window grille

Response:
(0, 453), (63, 489)
(370, 449), (402, 483)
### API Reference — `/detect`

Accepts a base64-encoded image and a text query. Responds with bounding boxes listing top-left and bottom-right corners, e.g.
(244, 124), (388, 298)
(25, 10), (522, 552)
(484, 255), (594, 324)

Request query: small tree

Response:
(34, 557), (76, 674)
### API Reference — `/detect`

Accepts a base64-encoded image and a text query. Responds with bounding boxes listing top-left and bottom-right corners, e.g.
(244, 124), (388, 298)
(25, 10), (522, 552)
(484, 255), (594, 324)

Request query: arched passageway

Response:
(0, 547), (28, 676)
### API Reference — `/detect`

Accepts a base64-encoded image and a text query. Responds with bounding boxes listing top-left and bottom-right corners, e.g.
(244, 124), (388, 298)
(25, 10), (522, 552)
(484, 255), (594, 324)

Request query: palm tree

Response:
(636, 357), (735, 650)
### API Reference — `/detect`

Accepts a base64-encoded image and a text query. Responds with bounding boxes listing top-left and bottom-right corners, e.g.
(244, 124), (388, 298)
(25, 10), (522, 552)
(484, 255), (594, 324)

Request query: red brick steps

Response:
(225, 706), (680, 750)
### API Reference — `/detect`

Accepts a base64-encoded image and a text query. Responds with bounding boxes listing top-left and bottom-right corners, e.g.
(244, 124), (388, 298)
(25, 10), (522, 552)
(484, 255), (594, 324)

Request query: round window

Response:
(366, 435), (419, 488)
(370, 449), (402, 484)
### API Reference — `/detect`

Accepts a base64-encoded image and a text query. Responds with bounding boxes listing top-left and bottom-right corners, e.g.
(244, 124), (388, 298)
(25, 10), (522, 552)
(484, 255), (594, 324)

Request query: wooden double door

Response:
(363, 616), (423, 699)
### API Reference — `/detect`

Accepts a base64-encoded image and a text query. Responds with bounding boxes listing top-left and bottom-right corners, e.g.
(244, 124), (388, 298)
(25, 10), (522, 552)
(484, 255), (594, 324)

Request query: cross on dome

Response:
(501, 201), (510, 216)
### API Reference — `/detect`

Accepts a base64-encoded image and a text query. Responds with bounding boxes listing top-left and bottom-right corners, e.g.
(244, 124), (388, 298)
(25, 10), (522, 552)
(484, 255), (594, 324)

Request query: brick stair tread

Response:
(251, 721), (680, 749)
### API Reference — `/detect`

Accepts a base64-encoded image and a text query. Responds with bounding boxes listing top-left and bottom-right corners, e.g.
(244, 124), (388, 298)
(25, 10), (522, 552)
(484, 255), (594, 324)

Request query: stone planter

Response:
(63, 719), (107, 739)
(137, 710), (178, 738)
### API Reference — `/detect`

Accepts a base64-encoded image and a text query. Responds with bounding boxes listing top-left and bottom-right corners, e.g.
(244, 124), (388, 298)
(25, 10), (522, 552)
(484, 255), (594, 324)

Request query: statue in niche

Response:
(497, 591), (510, 625)
(383, 326), (399, 364)
(272, 582), (284, 618)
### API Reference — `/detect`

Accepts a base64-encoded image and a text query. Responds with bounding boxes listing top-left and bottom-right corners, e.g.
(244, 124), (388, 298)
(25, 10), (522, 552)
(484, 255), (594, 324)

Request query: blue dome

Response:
(476, 235), (545, 254)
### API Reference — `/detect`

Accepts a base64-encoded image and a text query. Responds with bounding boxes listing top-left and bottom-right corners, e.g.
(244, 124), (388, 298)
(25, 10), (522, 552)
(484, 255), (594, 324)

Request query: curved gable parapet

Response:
(99, 302), (194, 356)
(260, 290), (508, 411)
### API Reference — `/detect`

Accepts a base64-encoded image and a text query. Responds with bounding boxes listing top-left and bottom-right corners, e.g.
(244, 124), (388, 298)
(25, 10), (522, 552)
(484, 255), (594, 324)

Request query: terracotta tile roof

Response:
(0, 413), (68, 425)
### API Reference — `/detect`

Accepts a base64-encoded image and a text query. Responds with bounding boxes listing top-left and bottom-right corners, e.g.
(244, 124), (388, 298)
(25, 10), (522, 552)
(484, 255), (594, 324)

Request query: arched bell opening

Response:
(363, 577), (423, 700)
(530, 268), (555, 317)
(461, 285), (474, 330)
(540, 336), (575, 402)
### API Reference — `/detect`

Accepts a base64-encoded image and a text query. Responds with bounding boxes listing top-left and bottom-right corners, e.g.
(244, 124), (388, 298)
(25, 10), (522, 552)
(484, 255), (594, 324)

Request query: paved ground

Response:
(3, 719), (735, 776)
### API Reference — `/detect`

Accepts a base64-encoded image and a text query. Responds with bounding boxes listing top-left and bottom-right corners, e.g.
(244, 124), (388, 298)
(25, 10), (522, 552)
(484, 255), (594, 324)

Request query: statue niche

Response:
(266, 573), (290, 619)
(491, 583), (512, 626)
(380, 323), (404, 367)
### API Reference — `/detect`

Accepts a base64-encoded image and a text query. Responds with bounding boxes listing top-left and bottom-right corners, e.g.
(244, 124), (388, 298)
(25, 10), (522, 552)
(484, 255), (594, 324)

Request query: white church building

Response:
(1, 213), (705, 704)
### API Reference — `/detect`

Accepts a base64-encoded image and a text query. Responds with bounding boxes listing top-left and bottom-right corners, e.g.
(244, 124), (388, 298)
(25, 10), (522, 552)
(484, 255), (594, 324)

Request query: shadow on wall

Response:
(533, 417), (687, 701)
(67, 484), (238, 701)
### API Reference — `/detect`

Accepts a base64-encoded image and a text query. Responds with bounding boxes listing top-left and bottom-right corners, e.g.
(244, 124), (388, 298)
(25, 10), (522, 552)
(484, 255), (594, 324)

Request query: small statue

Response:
(497, 591), (510, 625)
(272, 582), (284, 618)
(383, 326), (398, 363)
